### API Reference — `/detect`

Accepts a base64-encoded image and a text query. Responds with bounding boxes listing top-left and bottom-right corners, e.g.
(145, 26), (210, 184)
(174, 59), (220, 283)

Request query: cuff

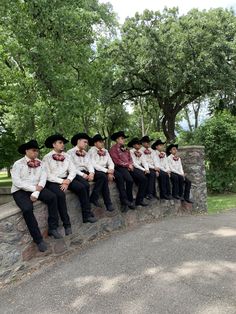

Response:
(31, 191), (40, 199)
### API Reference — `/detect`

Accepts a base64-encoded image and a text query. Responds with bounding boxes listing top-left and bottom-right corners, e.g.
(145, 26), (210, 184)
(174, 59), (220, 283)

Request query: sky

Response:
(100, 0), (236, 22)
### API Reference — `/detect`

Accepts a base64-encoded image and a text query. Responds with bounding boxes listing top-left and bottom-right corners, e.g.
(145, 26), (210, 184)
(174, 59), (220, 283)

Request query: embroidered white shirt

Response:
(87, 147), (114, 173)
(167, 154), (184, 176)
(140, 147), (159, 169)
(42, 150), (76, 184)
(130, 148), (149, 171)
(154, 151), (170, 172)
(67, 146), (94, 177)
(11, 156), (47, 199)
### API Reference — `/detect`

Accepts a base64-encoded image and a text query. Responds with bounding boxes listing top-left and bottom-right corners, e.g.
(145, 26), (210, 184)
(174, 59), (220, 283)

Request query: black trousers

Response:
(13, 188), (59, 244)
(170, 172), (191, 200)
(158, 170), (171, 198)
(115, 166), (148, 205)
(146, 169), (157, 196)
(46, 178), (92, 226)
(90, 170), (112, 207)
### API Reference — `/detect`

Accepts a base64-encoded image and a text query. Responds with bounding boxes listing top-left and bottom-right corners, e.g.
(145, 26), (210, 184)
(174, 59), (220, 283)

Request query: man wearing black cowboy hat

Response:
(68, 133), (109, 212)
(140, 135), (160, 199)
(87, 134), (115, 212)
(109, 131), (135, 211)
(166, 144), (193, 203)
(152, 139), (172, 200)
(128, 138), (149, 205)
(43, 134), (96, 231)
(11, 140), (61, 252)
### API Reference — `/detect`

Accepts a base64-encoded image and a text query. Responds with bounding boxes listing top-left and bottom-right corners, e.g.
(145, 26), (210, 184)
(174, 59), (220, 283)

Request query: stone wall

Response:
(0, 146), (207, 286)
(0, 187), (13, 205)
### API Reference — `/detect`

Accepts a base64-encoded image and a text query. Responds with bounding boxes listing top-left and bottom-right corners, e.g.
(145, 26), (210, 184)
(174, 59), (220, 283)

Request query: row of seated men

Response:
(11, 131), (193, 252)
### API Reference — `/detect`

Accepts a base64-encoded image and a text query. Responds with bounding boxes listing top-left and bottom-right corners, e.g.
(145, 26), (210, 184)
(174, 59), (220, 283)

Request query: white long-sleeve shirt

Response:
(130, 148), (149, 172)
(42, 150), (76, 184)
(87, 147), (114, 173)
(154, 151), (170, 172)
(167, 154), (184, 176)
(140, 147), (159, 170)
(67, 146), (94, 177)
(11, 156), (47, 199)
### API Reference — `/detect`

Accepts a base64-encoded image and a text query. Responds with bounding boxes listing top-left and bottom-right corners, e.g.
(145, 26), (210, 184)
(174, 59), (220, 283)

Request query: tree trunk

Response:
(184, 107), (193, 132)
(161, 114), (176, 142)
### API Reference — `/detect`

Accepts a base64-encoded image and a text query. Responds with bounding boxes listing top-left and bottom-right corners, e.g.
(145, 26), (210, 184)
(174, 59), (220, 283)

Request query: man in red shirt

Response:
(109, 131), (148, 212)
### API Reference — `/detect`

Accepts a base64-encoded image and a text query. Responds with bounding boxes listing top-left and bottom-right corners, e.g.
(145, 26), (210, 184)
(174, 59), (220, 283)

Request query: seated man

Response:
(109, 131), (136, 212)
(87, 133), (115, 212)
(11, 140), (61, 252)
(166, 144), (193, 203)
(67, 133), (107, 212)
(43, 134), (96, 232)
(152, 139), (172, 200)
(140, 135), (160, 199)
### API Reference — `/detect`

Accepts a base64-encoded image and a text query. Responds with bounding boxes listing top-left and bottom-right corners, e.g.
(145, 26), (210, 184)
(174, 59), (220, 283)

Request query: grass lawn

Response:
(0, 173), (12, 187)
(207, 193), (236, 214)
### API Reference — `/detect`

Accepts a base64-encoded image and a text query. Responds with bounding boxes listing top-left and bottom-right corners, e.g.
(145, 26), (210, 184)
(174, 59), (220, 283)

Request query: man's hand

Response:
(156, 170), (160, 177)
(88, 173), (94, 182)
(36, 185), (43, 192)
(145, 170), (150, 174)
(128, 165), (134, 171)
(63, 179), (71, 185)
(108, 173), (114, 182)
(83, 173), (89, 180)
(155, 167), (160, 172)
(30, 195), (37, 202)
(107, 169), (114, 175)
(60, 183), (69, 192)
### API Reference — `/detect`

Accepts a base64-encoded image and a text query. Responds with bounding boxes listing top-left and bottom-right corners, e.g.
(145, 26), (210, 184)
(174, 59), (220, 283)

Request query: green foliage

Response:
(195, 111), (236, 192)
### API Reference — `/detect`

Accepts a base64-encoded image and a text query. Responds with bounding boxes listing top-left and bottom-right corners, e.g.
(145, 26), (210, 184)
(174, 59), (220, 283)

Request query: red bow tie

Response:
(144, 149), (151, 155)
(134, 151), (142, 157)
(27, 160), (41, 168)
(173, 156), (179, 161)
(159, 152), (165, 159)
(52, 154), (65, 161)
(76, 150), (86, 157)
(98, 150), (106, 157)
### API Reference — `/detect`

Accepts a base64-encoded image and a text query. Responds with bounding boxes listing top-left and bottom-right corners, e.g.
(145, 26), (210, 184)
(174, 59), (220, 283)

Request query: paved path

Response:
(1, 210), (236, 314)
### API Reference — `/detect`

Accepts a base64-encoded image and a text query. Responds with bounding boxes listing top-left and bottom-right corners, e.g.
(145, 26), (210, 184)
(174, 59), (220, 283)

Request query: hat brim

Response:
(71, 134), (91, 146)
(18, 144), (42, 155)
(111, 134), (129, 141)
(45, 135), (69, 148)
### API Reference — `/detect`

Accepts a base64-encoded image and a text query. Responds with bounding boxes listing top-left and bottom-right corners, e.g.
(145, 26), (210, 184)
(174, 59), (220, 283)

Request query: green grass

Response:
(0, 173), (12, 187)
(207, 194), (236, 214)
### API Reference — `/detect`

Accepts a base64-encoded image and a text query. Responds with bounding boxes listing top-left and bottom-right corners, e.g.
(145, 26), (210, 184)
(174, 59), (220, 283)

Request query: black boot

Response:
(48, 229), (63, 239)
(37, 241), (47, 252)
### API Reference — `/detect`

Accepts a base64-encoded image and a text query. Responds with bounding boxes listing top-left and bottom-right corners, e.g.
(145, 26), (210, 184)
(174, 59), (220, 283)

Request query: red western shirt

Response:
(109, 143), (133, 168)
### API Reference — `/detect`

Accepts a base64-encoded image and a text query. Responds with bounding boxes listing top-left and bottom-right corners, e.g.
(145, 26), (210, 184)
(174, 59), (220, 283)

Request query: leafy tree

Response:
(109, 8), (236, 141)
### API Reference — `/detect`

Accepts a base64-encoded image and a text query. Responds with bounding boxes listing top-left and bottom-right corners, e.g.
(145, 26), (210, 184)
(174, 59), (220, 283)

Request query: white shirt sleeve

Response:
(11, 162), (36, 192)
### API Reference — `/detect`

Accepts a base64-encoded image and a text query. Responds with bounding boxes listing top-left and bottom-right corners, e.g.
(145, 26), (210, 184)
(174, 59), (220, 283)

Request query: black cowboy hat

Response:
(44, 134), (69, 148)
(71, 133), (90, 147)
(110, 131), (129, 141)
(90, 134), (107, 146)
(151, 139), (166, 150)
(127, 137), (142, 148)
(18, 140), (43, 155)
(166, 143), (178, 155)
(140, 135), (154, 143)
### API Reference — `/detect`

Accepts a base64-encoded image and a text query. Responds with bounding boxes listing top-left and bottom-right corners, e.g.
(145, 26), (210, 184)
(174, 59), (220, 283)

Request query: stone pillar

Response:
(178, 146), (207, 212)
